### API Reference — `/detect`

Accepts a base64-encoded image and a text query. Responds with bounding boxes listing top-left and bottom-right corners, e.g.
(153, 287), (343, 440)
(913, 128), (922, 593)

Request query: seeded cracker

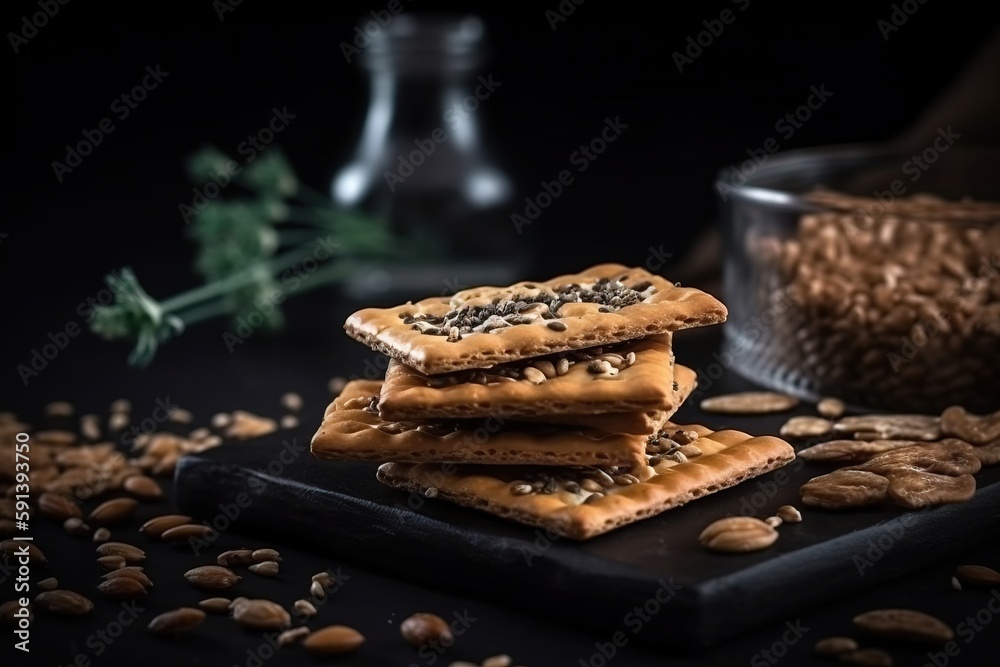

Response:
(378, 334), (688, 433)
(343, 263), (727, 375)
(375, 426), (794, 540)
(311, 373), (699, 467)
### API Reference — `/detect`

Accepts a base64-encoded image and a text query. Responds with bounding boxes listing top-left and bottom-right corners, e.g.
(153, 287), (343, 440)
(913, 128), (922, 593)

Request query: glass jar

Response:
(718, 144), (1000, 413)
(332, 14), (522, 298)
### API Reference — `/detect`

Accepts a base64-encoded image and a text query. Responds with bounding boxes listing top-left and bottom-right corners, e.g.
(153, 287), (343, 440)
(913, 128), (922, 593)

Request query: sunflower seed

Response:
(45, 401), (74, 417)
(139, 514), (193, 538)
(521, 367), (546, 384)
(97, 577), (147, 600)
(776, 505), (802, 523)
(218, 549), (255, 568)
(160, 524), (214, 542)
(280, 415), (299, 429)
(88, 498), (138, 525)
(765, 516), (783, 528)
(102, 568), (153, 589)
(252, 548), (281, 563)
(310, 580), (326, 600)
(700, 392), (798, 414)
(232, 598), (291, 630)
(555, 358), (570, 375)
(97, 555), (126, 570)
(2, 539), (46, 563)
(303, 625), (366, 655)
(96, 542), (145, 562)
(951, 576), (962, 591)
(511, 483), (533, 496)
(279, 627), (311, 646)
(211, 412), (231, 429)
(954, 564), (1000, 586)
(184, 565), (241, 590)
(108, 413), (130, 431)
(93, 527), (111, 542)
(37, 577), (59, 591)
(294, 599), (317, 618)
(198, 597), (232, 613)
(64, 517), (91, 537)
(38, 492), (82, 520)
(249, 561), (279, 577)
(35, 590), (94, 616)
(148, 607), (205, 635)
(110, 399), (131, 414)
(814, 636), (858, 656)
(853, 608), (953, 644)
(546, 321), (567, 332)
(328, 376), (348, 395)
(312, 571), (335, 589)
(817, 397), (846, 419)
(123, 475), (163, 501)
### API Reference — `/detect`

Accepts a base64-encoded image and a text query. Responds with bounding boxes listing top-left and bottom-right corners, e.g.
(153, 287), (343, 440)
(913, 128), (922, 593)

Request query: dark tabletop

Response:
(3, 301), (999, 667)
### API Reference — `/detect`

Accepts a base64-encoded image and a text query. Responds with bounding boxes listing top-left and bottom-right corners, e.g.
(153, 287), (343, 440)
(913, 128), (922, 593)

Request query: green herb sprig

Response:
(90, 146), (415, 366)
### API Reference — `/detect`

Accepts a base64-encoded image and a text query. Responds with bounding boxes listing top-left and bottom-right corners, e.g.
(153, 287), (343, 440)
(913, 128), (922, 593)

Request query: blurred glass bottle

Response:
(332, 14), (522, 297)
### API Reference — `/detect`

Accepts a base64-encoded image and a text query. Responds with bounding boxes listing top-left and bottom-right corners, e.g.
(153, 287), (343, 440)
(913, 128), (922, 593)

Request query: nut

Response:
(102, 568), (153, 589)
(814, 636), (858, 656)
(954, 564), (1000, 586)
(139, 514), (193, 538)
(184, 565), (241, 590)
(88, 498), (138, 525)
(148, 607), (205, 635)
(198, 597), (232, 613)
(885, 471), (976, 509)
(217, 549), (255, 567)
(797, 440), (923, 463)
(400, 612), (454, 648)
(833, 414), (941, 441)
(698, 517), (778, 553)
(123, 475), (163, 501)
(853, 608), (954, 644)
(96, 542), (145, 562)
(852, 440), (982, 478)
(838, 648), (894, 666)
(35, 590), (94, 616)
(817, 397), (846, 419)
(160, 524), (215, 542)
(38, 492), (82, 520)
(800, 470), (889, 510)
(700, 391), (798, 414)
(97, 577), (148, 600)
(303, 625), (365, 655)
(232, 598), (291, 630)
(940, 405), (1000, 444)
(249, 561), (280, 577)
(780, 416), (833, 438)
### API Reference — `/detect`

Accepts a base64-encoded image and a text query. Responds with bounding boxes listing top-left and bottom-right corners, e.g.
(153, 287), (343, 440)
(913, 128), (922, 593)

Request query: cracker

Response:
(377, 334), (679, 422)
(344, 263), (727, 374)
(310, 380), (649, 468)
(375, 425), (795, 540)
(516, 364), (698, 434)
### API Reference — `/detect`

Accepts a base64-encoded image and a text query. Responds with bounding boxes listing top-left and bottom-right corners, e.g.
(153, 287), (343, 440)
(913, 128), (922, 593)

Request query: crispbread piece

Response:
(344, 263), (727, 375)
(310, 380), (649, 468)
(375, 425), (795, 540)
(378, 334), (678, 421)
(518, 365), (697, 434)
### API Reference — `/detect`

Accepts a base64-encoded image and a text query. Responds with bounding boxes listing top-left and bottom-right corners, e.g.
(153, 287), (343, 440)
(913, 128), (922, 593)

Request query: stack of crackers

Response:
(311, 264), (794, 539)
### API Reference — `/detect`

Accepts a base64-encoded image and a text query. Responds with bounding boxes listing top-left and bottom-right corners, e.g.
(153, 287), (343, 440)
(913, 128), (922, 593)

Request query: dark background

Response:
(4, 3), (1000, 666)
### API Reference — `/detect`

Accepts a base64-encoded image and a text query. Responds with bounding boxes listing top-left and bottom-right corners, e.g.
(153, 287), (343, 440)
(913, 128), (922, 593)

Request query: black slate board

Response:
(175, 433), (1000, 648)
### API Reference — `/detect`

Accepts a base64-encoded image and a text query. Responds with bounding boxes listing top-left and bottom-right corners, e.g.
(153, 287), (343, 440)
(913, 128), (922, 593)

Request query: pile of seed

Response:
(403, 278), (656, 338)
(747, 191), (1000, 412)
(426, 346), (638, 388)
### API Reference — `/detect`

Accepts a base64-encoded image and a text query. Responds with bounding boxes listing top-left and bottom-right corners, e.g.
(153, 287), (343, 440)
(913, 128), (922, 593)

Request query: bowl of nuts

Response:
(718, 144), (1000, 413)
